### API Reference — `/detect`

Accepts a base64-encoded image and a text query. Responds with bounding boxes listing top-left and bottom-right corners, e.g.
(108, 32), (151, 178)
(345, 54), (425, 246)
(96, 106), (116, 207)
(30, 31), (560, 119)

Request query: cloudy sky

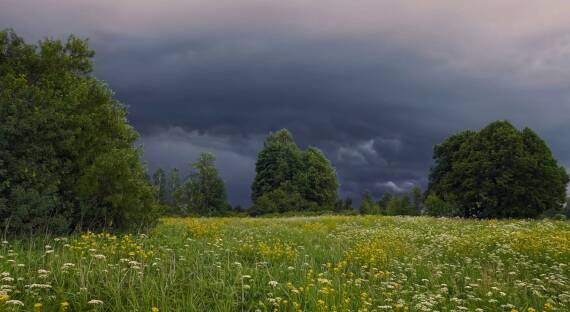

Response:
(3, 1), (570, 205)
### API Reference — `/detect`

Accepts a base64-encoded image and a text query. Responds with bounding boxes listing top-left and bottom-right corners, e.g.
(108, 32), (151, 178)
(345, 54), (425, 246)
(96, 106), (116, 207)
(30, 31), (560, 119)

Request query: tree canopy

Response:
(0, 29), (158, 233)
(251, 129), (339, 214)
(427, 120), (569, 218)
(174, 153), (229, 216)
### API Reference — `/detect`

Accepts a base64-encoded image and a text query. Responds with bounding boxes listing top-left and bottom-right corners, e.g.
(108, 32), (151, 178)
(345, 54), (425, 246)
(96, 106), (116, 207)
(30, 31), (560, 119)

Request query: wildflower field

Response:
(0, 216), (569, 312)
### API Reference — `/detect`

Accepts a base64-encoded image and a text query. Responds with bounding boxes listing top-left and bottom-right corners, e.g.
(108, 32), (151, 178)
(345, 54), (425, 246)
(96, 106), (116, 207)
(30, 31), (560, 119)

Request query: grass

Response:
(0, 216), (569, 311)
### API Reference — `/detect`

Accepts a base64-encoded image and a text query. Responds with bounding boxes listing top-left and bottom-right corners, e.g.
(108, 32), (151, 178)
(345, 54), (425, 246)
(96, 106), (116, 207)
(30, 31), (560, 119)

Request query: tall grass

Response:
(0, 216), (568, 311)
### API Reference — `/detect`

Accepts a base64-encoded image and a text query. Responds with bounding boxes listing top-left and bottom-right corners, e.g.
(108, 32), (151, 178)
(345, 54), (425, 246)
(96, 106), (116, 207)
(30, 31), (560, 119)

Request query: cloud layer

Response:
(3, 1), (570, 204)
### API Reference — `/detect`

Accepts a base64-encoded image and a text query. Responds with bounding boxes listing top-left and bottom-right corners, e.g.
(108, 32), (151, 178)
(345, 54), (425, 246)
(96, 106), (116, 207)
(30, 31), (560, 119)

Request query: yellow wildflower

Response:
(61, 301), (70, 311)
(527, 308), (536, 312)
(0, 293), (9, 302)
(152, 307), (160, 312)
(34, 303), (43, 311)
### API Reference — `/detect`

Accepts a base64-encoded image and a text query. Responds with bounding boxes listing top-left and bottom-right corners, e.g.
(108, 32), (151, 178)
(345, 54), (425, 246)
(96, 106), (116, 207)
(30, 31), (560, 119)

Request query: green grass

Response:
(0, 216), (569, 311)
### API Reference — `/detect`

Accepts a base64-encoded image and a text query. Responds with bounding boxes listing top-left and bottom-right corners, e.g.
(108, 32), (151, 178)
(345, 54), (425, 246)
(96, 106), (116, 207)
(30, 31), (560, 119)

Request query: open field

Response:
(0, 216), (569, 312)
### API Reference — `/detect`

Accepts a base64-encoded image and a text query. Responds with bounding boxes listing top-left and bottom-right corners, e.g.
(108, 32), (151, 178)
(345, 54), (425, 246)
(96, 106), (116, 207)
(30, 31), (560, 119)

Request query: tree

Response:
(152, 167), (168, 204)
(0, 29), (158, 233)
(251, 129), (303, 202)
(250, 182), (306, 216)
(176, 153), (228, 216)
(377, 193), (393, 215)
(427, 120), (569, 218)
(411, 187), (423, 214)
(344, 197), (353, 210)
(298, 147), (339, 210)
(360, 191), (379, 214)
(334, 198), (344, 212)
(76, 148), (157, 229)
(399, 193), (417, 215)
(385, 196), (401, 216)
(250, 129), (339, 214)
(167, 168), (181, 206)
(424, 193), (456, 217)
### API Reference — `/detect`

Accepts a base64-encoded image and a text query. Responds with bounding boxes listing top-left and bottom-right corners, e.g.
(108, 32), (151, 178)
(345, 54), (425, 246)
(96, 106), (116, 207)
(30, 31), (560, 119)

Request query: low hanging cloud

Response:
(2, 1), (570, 204)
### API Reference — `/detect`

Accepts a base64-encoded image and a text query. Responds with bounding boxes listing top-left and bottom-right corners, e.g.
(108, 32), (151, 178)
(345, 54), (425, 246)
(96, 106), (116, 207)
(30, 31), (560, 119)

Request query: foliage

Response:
(298, 147), (339, 209)
(0, 29), (157, 233)
(251, 129), (303, 202)
(0, 215), (568, 311)
(251, 129), (339, 214)
(411, 186), (423, 214)
(249, 183), (307, 216)
(152, 168), (168, 205)
(377, 192), (393, 214)
(334, 197), (353, 212)
(361, 190), (421, 216)
(359, 191), (379, 214)
(427, 120), (569, 218)
(424, 193), (457, 217)
(166, 168), (181, 206)
(174, 153), (229, 216)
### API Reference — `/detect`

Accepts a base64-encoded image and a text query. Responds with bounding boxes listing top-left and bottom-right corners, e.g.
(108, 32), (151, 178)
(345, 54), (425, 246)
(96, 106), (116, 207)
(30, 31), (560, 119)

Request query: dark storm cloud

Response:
(3, 1), (570, 205)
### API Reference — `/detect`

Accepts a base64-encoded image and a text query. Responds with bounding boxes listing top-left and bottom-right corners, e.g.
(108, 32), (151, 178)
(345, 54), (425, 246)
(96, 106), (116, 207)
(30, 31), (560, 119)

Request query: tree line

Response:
(1, 29), (569, 234)
(151, 122), (570, 220)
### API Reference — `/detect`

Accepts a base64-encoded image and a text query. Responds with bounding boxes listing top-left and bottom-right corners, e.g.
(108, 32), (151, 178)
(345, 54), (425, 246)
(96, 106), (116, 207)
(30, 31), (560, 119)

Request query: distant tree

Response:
(250, 129), (339, 214)
(411, 186), (424, 214)
(0, 29), (158, 233)
(176, 153), (228, 216)
(167, 168), (181, 206)
(385, 196), (401, 216)
(298, 147), (339, 210)
(384, 193), (417, 216)
(399, 193), (416, 215)
(334, 198), (344, 212)
(251, 129), (303, 202)
(427, 120), (569, 218)
(152, 167), (168, 204)
(233, 205), (243, 213)
(360, 191), (379, 214)
(377, 193), (393, 215)
(344, 197), (353, 210)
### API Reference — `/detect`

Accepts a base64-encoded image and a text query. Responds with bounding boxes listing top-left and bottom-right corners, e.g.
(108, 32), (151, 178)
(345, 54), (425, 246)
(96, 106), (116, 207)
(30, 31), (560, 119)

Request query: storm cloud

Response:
(3, 1), (570, 205)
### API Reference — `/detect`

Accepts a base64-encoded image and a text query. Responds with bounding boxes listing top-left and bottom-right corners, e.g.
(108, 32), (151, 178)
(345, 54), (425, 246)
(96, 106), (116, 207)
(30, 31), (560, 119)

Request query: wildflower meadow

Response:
(0, 216), (568, 311)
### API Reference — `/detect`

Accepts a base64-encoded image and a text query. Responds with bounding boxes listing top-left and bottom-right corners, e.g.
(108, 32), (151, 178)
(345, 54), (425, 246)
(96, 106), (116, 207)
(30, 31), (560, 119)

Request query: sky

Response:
(3, 1), (570, 205)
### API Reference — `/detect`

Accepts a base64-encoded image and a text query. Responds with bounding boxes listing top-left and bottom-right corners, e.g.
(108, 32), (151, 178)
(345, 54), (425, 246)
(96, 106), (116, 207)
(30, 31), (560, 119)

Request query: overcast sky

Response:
(3, 1), (570, 205)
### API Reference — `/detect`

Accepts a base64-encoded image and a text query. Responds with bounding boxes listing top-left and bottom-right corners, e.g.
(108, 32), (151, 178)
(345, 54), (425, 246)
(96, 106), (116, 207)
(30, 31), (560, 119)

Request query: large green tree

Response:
(427, 120), (569, 218)
(0, 29), (158, 233)
(298, 147), (339, 209)
(251, 129), (304, 202)
(250, 129), (340, 213)
(175, 153), (228, 216)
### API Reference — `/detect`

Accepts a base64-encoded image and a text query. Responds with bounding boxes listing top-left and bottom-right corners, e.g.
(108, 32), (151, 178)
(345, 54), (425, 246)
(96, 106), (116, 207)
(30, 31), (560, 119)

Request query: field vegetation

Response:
(0, 216), (568, 312)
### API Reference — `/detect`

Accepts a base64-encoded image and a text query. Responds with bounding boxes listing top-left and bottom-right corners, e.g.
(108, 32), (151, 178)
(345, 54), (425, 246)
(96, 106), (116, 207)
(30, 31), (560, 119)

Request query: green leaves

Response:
(0, 29), (157, 233)
(251, 129), (339, 214)
(427, 120), (569, 218)
(174, 153), (229, 216)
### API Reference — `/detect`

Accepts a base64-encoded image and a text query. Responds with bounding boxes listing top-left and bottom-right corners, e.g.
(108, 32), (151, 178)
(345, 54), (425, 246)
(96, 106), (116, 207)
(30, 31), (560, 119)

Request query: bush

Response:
(424, 194), (457, 217)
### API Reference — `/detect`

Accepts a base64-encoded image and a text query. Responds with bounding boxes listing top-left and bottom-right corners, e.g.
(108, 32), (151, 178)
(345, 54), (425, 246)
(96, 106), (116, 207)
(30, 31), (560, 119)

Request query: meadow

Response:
(0, 216), (568, 312)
